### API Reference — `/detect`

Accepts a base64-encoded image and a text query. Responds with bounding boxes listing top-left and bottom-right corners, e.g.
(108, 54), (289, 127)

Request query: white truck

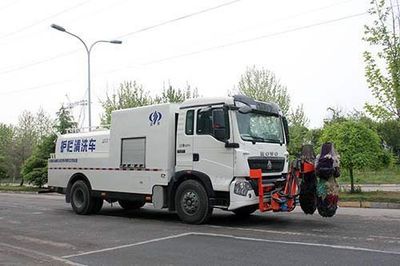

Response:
(48, 95), (290, 224)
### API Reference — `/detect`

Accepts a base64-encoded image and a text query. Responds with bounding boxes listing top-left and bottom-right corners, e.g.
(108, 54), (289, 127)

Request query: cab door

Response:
(175, 109), (195, 171)
(193, 106), (234, 191)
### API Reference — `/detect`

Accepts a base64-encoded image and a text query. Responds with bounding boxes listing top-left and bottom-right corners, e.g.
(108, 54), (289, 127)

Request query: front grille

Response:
(248, 157), (285, 173)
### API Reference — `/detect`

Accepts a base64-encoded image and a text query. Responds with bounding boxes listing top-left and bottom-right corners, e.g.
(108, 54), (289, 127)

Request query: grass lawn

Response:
(339, 191), (400, 204)
(338, 166), (400, 184)
(0, 184), (40, 192)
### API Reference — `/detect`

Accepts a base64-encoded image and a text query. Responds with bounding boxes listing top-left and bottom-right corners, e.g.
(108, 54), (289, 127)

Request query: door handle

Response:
(193, 153), (199, 161)
(225, 141), (239, 148)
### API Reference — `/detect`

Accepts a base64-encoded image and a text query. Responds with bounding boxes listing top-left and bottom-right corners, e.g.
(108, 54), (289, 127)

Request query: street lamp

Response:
(51, 24), (122, 131)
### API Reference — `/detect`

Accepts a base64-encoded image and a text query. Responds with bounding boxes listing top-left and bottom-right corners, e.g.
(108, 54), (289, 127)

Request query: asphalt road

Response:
(1, 192), (400, 266)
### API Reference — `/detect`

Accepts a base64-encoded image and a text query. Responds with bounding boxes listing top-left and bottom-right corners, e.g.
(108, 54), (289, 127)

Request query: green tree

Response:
(235, 66), (291, 116)
(0, 156), (8, 179)
(12, 111), (38, 185)
(377, 120), (400, 161)
(235, 66), (312, 154)
(155, 84), (199, 104)
(288, 105), (310, 156)
(21, 134), (56, 187)
(35, 108), (54, 138)
(20, 105), (75, 187)
(363, 0), (400, 120)
(100, 81), (153, 125)
(324, 106), (347, 125)
(0, 123), (14, 179)
(288, 125), (309, 156)
(308, 128), (322, 148)
(55, 106), (77, 134)
(320, 120), (387, 192)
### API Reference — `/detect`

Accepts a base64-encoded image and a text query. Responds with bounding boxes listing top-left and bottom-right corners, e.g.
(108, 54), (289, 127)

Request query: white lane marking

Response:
(62, 232), (193, 259)
(370, 235), (400, 240)
(192, 232), (400, 256)
(208, 225), (400, 246)
(0, 242), (85, 266)
(62, 231), (400, 259)
(13, 235), (76, 249)
(207, 225), (326, 237)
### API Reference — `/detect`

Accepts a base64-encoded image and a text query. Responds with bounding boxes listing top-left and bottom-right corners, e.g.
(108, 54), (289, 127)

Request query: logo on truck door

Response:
(149, 111), (162, 126)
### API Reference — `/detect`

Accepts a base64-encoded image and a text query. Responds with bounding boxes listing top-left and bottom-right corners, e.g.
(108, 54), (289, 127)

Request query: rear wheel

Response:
(118, 200), (145, 210)
(90, 198), (103, 214)
(232, 205), (258, 217)
(175, 179), (213, 224)
(70, 180), (93, 215)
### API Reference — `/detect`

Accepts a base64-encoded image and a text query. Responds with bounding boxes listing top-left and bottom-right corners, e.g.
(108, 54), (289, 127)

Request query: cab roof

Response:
(180, 96), (234, 109)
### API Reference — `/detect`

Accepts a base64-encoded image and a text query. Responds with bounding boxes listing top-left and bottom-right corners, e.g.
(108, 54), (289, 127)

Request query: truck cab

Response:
(175, 95), (289, 216)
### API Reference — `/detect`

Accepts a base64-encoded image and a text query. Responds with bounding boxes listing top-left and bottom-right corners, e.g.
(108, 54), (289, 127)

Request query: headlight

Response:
(234, 181), (252, 196)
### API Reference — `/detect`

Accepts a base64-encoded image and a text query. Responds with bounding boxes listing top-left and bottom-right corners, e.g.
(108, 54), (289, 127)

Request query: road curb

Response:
(339, 201), (400, 209)
(0, 190), (39, 194)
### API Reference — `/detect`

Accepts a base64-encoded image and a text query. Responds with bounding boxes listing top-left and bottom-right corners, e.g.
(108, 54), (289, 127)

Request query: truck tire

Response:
(90, 198), (103, 214)
(118, 200), (145, 210)
(175, 179), (213, 224)
(232, 205), (258, 217)
(70, 180), (93, 215)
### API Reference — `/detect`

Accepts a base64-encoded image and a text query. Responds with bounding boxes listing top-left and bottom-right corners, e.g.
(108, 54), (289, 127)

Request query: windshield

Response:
(236, 111), (284, 144)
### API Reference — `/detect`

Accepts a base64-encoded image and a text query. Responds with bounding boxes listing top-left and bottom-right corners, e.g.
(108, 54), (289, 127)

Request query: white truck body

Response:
(48, 95), (290, 223)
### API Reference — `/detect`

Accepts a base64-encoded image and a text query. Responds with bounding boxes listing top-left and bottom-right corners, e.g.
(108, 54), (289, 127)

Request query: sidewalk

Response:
(339, 200), (400, 209)
(340, 184), (400, 192)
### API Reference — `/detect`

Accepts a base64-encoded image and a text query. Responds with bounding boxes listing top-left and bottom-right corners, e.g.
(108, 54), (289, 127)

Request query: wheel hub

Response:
(73, 189), (84, 208)
(182, 191), (199, 215)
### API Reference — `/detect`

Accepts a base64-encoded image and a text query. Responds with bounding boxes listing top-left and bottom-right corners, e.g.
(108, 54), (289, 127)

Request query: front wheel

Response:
(175, 180), (213, 224)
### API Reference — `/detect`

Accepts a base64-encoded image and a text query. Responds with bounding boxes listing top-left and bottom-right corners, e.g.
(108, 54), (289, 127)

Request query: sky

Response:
(0, 0), (373, 128)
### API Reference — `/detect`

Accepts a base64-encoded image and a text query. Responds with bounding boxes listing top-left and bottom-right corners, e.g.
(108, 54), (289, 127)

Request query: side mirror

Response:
(282, 116), (290, 145)
(212, 109), (228, 141)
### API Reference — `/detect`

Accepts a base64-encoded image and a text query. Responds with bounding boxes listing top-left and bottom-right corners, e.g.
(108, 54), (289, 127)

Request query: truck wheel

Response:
(90, 198), (103, 214)
(70, 180), (92, 215)
(118, 200), (145, 210)
(175, 179), (213, 224)
(232, 205), (258, 217)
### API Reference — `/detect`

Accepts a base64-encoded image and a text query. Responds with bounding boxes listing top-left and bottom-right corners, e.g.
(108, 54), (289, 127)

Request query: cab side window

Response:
(196, 109), (212, 135)
(196, 107), (229, 141)
(185, 110), (194, 135)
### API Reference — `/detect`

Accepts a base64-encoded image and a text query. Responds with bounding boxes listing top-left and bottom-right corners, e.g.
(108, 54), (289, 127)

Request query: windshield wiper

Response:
(262, 138), (282, 144)
(241, 135), (265, 144)
(242, 135), (282, 144)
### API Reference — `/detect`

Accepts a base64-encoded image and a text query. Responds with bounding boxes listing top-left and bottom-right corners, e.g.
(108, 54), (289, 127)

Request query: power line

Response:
(0, 0), (242, 76)
(0, 49), (79, 75)
(109, 11), (368, 71)
(0, 0), (21, 13)
(221, 0), (358, 38)
(0, 0), (92, 40)
(2, 11), (368, 96)
(0, 79), (75, 96)
(116, 0), (243, 39)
